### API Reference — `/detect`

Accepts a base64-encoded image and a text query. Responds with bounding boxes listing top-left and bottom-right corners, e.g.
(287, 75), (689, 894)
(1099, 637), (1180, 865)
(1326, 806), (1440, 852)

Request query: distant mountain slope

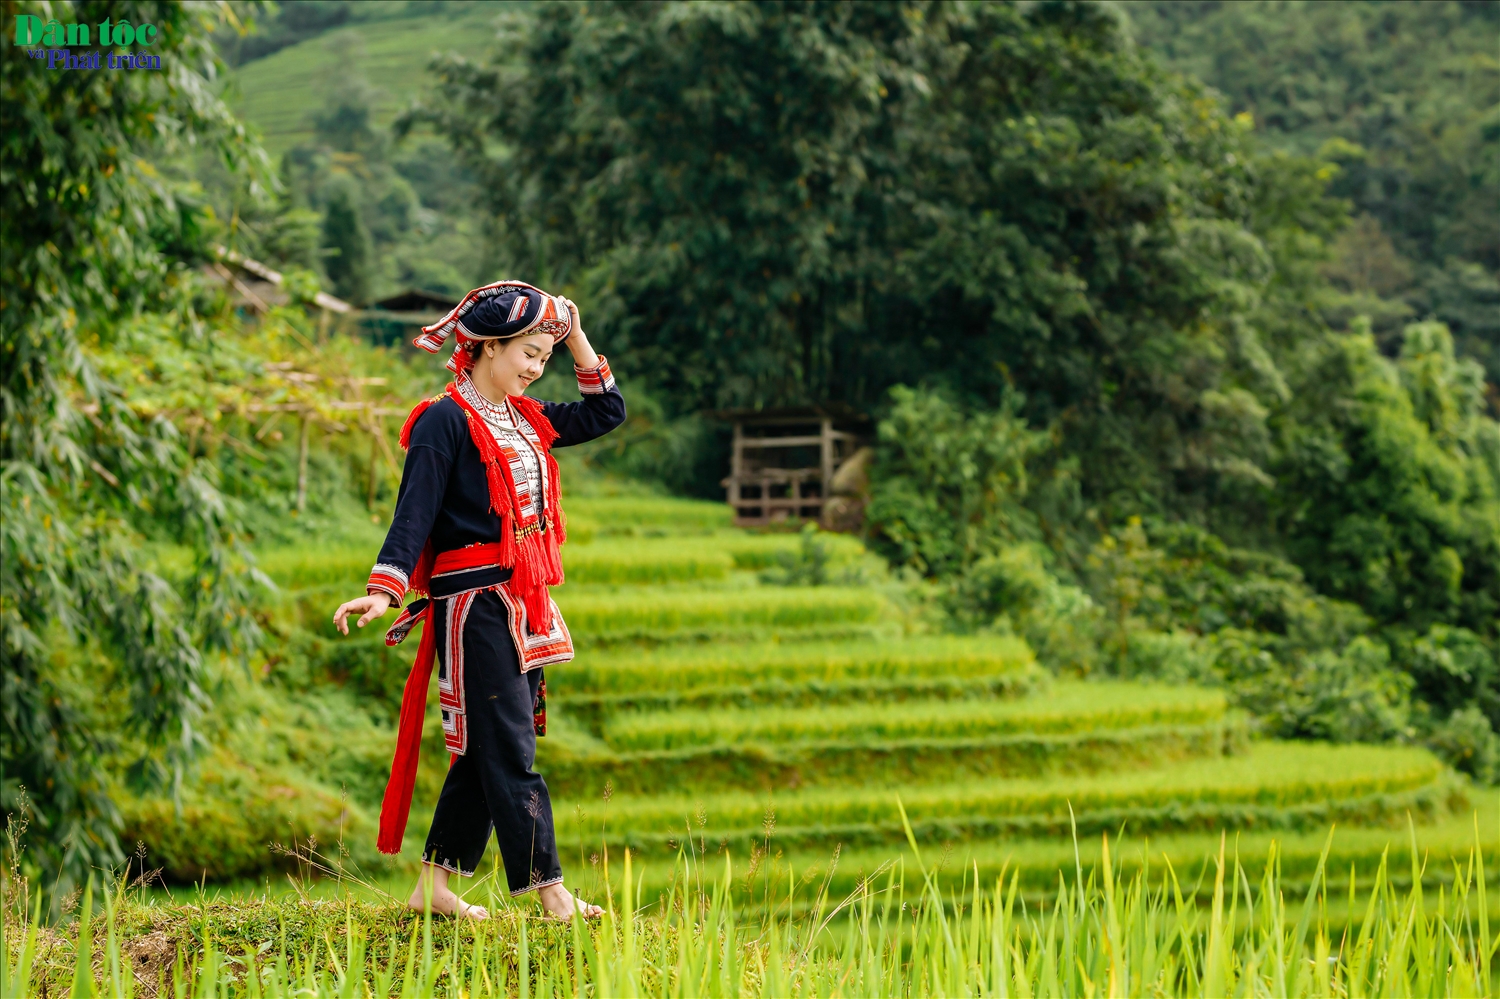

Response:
(229, 4), (499, 157)
(1125, 0), (1499, 384)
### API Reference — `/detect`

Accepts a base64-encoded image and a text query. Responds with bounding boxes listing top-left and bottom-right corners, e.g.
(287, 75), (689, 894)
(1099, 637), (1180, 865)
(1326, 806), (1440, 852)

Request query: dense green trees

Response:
(409, 1), (1304, 519)
(1129, 0), (1500, 384)
(1275, 321), (1499, 636)
(394, 1), (1500, 754)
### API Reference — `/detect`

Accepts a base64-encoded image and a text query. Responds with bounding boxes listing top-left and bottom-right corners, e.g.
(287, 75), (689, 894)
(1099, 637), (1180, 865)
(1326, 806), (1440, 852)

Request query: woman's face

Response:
(479, 334), (554, 398)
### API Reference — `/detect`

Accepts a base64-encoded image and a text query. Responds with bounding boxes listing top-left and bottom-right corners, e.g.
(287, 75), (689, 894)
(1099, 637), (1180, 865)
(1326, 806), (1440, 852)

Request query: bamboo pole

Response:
(295, 414), (311, 513)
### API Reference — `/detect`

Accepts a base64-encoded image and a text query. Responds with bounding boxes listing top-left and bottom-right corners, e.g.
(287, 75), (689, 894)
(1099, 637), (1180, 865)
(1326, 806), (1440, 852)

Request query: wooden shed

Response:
(358, 288), (460, 347)
(716, 406), (869, 526)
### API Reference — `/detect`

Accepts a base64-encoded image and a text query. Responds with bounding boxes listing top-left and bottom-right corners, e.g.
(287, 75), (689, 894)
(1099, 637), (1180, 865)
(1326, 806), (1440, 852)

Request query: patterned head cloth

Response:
(415, 281), (574, 373)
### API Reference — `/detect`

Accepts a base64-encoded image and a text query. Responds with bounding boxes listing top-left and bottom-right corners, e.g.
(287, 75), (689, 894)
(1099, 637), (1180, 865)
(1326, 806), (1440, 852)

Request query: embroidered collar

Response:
(454, 373), (546, 510)
(456, 373), (524, 429)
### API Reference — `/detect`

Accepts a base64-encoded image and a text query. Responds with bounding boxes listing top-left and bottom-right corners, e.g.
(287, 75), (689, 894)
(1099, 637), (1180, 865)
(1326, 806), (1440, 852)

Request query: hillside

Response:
(119, 489), (1490, 909)
(228, 4), (499, 157)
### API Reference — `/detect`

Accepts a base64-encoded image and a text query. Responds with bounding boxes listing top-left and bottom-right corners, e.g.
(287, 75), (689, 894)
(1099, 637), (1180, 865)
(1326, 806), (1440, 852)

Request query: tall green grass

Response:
(8, 817), (1499, 996)
(561, 532), (873, 583)
(602, 682), (1227, 750)
(564, 539), (734, 584)
(769, 806), (1500, 906)
(540, 719), (1246, 798)
(717, 531), (870, 570)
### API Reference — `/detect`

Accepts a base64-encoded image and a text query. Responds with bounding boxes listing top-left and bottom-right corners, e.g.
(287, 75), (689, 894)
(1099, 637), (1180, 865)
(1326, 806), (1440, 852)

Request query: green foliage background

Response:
(1, 0), (1497, 903)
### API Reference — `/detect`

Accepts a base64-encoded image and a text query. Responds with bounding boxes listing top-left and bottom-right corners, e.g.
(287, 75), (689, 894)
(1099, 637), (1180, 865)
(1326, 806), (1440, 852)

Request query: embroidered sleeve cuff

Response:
(575, 355), (616, 395)
(367, 564), (409, 603)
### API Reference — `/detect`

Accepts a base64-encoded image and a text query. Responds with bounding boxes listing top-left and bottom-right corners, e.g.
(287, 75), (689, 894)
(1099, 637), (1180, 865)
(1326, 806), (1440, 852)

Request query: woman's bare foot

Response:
(407, 862), (490, 919)
(537, 882), (603, 920)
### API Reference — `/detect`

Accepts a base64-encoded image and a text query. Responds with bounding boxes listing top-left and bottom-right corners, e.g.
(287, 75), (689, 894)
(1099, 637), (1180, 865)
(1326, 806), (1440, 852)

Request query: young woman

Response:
(333, 282), (623, 920)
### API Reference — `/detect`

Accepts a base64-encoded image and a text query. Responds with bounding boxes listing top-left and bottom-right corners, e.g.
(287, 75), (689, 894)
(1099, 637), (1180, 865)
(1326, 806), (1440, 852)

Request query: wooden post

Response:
(727, 420), (744, 509)
(820, 417), (834, 517)
(367, 419), (380, 511)
(295, 414), (311, 513)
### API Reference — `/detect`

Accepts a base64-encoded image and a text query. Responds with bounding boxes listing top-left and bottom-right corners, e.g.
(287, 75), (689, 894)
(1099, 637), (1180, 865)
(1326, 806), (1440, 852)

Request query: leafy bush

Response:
(1425, 706), (1500, 784)
(944, 544), (1105, 675)
(1274, 322), (1500, 636)
(1210, 632), (1413, 744)
(1404, 625), (1500, 732)
(865, 387), (1047, 578)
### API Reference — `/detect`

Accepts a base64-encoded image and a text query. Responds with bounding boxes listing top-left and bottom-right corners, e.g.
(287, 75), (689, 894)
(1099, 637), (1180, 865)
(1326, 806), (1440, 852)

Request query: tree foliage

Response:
(1274, 321), (1500, 635)
(865, 387), (1045, 579)
(1128, 0), (1500, 387)
(406, 0), (1296, 517)
(0, 0), (274, 890)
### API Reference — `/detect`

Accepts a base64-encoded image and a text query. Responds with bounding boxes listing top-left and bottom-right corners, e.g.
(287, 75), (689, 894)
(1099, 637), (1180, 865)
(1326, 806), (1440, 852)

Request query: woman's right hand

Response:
(334, 592), (393, 635)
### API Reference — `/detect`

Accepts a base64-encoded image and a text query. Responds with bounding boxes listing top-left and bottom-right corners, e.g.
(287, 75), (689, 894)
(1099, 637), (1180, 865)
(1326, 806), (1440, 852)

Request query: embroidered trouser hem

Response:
(420, 853), (473, 878)
(422, 590), (562, 894)
(510, 876), (565, 898)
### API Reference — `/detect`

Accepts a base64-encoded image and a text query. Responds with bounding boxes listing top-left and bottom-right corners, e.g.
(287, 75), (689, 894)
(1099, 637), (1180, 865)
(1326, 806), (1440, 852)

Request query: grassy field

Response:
(127, 490), (1481, 895)
(549, 634), (1039, 702)
(74, 485), (1492, 997)
(10, 819), (1500, 996)
(600, 682), (1229, 749)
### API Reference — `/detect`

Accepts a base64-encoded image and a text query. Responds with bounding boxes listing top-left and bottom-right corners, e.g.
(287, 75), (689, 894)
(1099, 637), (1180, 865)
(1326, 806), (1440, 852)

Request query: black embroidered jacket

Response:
(366, 358), (624, 602)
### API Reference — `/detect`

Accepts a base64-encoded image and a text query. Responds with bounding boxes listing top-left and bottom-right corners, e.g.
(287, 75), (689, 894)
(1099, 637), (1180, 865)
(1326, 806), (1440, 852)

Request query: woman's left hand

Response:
(562, 299), (600, 369)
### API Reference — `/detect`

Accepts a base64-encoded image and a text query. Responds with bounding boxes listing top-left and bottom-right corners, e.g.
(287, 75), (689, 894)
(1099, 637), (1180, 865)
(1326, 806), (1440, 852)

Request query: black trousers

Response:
(422, 590), (563, 895)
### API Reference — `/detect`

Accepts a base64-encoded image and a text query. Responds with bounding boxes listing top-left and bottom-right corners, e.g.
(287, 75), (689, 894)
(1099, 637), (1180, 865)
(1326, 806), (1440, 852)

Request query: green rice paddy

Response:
(600, 682), (1228, 750)
(525, 492), (1474, 903)
(245, 489), (1476, 908)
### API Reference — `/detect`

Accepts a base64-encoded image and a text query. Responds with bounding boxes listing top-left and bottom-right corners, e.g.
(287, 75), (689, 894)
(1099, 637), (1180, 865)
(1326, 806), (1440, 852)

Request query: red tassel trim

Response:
(439, 382), (567, 634)
(545, 453), (567, 546)
(399, 395), (442, 450)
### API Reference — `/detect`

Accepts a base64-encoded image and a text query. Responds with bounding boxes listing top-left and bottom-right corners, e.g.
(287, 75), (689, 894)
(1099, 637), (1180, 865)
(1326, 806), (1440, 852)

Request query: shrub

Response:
(1404, 624), (1500, 729)
(1211, 632), (1413, 743)
(1425, 706), (1500, 783)
(865, 387), (1047, 578)
(944, 544), (1105, 674)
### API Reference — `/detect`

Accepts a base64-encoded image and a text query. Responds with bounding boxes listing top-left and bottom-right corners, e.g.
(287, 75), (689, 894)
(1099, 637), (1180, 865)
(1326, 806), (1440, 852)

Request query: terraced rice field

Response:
(263, 490), (1482, 906)
(524, 492), (1479, 905)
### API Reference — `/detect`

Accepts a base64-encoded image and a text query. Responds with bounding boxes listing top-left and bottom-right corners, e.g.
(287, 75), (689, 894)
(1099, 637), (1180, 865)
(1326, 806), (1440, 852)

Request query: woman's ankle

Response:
(409, 862), (456, 910)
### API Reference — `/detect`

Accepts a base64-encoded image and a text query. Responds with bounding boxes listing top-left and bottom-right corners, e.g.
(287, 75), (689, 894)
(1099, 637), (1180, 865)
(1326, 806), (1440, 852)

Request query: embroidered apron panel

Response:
(426, 583), (573, 756)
